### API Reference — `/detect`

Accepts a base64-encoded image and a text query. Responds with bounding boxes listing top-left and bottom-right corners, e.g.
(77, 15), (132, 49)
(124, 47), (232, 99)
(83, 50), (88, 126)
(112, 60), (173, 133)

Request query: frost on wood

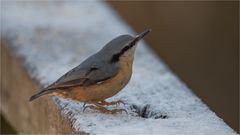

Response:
(2, 1), (237, 135)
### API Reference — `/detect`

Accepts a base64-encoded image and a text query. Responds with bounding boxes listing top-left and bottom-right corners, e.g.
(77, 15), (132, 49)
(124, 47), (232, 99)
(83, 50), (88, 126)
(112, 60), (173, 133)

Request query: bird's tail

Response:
(29, 90), (52, 101)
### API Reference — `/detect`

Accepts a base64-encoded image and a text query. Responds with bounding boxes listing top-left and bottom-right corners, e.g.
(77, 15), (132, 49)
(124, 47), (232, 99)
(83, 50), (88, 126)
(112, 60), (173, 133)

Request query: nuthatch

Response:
(30, 29), (151, 114)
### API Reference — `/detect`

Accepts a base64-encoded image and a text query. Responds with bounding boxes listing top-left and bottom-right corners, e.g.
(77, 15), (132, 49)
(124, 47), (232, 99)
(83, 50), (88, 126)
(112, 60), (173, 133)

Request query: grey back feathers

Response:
(47, 34), (135, 89)
(29, 28), (152, 101)
(29, 34), (136, 101)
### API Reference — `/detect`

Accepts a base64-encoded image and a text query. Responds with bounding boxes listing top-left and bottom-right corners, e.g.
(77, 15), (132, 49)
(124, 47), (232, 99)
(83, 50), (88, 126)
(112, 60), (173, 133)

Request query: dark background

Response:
(110, 1), (239, 132)
(1, 1), (239, 134)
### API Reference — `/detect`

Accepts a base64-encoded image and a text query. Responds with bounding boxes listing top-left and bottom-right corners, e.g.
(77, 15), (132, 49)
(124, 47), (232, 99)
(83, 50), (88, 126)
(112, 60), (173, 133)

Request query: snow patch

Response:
(2, 1), (237, 135)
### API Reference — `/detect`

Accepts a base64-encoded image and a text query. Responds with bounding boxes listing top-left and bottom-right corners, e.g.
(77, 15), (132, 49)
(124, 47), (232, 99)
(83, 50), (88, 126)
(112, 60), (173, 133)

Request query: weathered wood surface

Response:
(1, 1), (237, 135)
(1, 42), (77, 134)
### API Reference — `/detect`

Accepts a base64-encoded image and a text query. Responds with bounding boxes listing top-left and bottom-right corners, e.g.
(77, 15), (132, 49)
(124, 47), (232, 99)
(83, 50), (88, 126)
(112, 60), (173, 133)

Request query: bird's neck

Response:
(119, 54), (134, 71)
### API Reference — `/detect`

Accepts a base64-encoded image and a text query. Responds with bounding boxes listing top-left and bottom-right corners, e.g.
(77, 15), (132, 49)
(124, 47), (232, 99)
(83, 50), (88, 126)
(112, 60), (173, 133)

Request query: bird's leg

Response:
(83, 101), (108, 112)
(83, 105), (108, 113)
(98, 100), (125, 106)
(108, 108), (128, 114)
(83, 101), (127, 114)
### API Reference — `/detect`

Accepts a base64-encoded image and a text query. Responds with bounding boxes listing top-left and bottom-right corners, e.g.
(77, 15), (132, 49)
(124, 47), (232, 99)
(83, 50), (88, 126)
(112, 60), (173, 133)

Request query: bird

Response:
(29, 29), (151, 114)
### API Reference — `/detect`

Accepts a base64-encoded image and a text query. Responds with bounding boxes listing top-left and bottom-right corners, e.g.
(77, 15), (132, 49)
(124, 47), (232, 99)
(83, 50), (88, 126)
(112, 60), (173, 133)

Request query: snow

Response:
(2, 1), (238, 135)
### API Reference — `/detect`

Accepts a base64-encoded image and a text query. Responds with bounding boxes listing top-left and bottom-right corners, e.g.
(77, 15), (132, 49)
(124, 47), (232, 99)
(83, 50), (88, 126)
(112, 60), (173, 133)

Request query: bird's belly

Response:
(71, 70), (131, 102)
(52, 59), (133, 102)
(53, 66), (132, 102)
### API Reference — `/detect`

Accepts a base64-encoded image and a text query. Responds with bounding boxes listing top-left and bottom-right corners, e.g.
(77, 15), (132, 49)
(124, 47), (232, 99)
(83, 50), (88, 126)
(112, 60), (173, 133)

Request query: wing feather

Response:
(45, 59), (119, 90)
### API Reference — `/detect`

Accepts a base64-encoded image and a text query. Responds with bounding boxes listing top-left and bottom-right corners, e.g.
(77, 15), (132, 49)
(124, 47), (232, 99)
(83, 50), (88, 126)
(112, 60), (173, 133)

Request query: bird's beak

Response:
(135, 29), (151, 41)
(127, 29), (151, 48)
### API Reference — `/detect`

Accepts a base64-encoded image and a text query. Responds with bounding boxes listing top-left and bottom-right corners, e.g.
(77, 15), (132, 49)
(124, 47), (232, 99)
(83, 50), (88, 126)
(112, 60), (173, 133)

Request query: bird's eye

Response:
(121, 45), (130, 52)
(110, 53), (120, 63)
(110, 45), (132, 63)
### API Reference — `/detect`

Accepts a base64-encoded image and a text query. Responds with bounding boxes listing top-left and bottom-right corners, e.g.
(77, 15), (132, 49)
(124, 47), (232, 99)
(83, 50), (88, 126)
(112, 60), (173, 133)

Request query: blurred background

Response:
(110, 1), (239, 132)
(1, 1), (239, 134)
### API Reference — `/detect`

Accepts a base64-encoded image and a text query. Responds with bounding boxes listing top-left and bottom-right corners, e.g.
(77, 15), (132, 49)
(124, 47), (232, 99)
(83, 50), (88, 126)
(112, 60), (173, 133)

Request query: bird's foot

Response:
(107, 108), (128, 114)
(83, 104), (127, 114)
(98, 100), (125, 106)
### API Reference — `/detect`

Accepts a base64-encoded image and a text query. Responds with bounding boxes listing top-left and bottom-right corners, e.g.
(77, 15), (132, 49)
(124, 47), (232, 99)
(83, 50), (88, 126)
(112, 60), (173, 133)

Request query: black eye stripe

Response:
(110, 40), (137, 63)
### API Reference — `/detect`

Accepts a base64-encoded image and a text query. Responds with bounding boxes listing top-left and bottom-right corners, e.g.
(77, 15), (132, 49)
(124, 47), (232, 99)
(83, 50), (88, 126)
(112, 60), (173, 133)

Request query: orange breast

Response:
(52, 57), (133, 102)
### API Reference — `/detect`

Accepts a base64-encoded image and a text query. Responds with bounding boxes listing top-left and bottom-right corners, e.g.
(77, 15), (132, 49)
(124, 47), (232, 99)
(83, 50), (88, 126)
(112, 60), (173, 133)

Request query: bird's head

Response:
(100, 29), (151, 63)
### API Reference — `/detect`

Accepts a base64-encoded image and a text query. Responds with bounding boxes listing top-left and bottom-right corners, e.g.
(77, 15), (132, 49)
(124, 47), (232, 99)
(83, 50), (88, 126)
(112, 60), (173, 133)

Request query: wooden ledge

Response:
(1, 43), (77, 134)
(1, 1), (237, 135)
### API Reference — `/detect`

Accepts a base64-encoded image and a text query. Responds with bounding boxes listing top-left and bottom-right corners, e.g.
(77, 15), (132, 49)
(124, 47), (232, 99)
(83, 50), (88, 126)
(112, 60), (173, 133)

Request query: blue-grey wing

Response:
(45, 56), (119, 90)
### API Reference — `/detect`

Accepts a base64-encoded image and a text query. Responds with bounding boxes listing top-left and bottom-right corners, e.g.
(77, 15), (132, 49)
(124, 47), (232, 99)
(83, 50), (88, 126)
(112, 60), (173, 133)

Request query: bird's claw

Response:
(113, 100), (125, 106)
(109, 108), (128, 114)
(98, 100), (125, 107)
(83, 104), (128, 114)
(83, 105), (95, 112)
